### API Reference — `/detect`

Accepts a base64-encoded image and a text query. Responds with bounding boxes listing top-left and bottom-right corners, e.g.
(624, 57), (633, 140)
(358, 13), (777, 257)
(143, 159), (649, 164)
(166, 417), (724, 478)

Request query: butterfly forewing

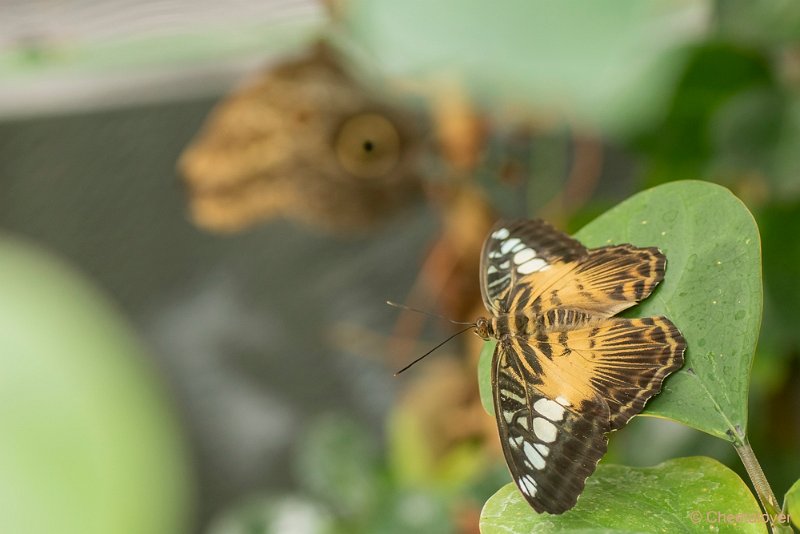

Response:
(480, 219), (686, 514)
(507, 244), (667, 320)
(480, 219), (586, 314)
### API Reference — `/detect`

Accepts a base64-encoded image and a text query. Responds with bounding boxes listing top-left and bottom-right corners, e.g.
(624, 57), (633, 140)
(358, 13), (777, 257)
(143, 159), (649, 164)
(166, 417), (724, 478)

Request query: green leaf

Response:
(478, 340), (496, 416)
(784, 478), (800, 530)
(480, 456), (767, 533)
(575, 180), (761, 441)
(477, 181), (762, 442)
(340, 0), (705, 137)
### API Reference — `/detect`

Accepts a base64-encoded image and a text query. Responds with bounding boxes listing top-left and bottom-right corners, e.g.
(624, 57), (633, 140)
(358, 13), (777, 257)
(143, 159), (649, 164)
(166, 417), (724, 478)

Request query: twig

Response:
(731, 427), (793, 533)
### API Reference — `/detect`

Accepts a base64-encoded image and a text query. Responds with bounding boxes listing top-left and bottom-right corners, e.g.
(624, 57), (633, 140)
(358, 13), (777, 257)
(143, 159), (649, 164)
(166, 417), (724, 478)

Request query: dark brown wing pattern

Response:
(480, 219), (686, 514)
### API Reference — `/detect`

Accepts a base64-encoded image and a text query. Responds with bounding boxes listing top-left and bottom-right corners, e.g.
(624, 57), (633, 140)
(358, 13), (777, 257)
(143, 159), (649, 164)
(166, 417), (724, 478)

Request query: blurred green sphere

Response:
(0, 235), (194, 534)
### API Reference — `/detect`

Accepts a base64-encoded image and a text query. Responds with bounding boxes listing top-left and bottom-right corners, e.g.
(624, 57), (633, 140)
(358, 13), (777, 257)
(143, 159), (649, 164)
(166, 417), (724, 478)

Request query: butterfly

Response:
(474, 218), (686, 514)
(178, 42), (424, 233)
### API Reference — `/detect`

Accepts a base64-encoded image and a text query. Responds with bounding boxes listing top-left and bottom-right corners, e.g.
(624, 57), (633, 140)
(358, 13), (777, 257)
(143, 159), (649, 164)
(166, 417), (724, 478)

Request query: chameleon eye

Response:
(334, 112), (401, 178)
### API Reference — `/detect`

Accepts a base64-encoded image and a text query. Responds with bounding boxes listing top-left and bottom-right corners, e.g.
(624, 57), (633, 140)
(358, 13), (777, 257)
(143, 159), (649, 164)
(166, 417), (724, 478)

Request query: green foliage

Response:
(213, 414), (466, 534)
(767, 99), (800, 197)
(638, 43), (777, 185)
(716, 0), (800, 46)
(480, 457), (767, 533)
(387, 393), (487, 491)
(759, 202), (800, 347)
(295, 415), (382, 520)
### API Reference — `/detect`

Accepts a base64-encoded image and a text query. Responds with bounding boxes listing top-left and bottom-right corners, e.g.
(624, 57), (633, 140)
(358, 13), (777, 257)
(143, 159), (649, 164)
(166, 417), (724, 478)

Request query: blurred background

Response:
(1, 1), (799, 533)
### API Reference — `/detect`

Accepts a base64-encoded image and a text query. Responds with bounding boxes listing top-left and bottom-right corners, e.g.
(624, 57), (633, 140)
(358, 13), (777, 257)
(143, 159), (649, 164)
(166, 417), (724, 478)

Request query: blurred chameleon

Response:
(178, 42), (426, 233)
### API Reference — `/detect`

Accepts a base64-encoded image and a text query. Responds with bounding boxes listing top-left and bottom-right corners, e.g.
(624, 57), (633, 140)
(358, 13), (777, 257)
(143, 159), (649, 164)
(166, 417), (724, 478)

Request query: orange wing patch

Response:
(509, 245), (665, 318)
(531, 317), (685, 429)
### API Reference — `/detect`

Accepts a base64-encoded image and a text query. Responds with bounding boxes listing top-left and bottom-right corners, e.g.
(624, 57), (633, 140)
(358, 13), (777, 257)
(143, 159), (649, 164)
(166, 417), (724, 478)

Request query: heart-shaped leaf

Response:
(477, 180), (762, 441)
(574, 180), (761, 440)
(480, 456), (767, 533)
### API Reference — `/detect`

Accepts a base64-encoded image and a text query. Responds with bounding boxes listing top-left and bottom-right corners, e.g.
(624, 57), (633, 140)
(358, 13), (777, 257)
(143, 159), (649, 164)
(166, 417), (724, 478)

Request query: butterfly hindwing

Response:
(492, 342), (610, 514)
(539, 316), (686, 429)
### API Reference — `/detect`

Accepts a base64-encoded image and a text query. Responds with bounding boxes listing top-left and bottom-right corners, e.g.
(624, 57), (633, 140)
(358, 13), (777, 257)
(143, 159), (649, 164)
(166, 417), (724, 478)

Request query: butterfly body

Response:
(478, 308), (602, 341)
(477, 219), (685, 514)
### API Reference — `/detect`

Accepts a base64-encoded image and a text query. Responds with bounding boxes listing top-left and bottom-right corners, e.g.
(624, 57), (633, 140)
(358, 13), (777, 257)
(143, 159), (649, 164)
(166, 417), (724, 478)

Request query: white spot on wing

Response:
(492, 228), (510, 239)
(518, 475), (537, 497)
(517, 258), (548, 274)
(500, 238), (521, 254)
(555, 396), (571, 407)
(487, 265), (498, 274)
(534, 398), (565, 421)
(533, 417), (558, 443)
(499, 260), (510, 269)
(518, 417), (529, 430)
(523, 441), (546, 469)
(535, 443), (549, 457)
(514, 249), (536, 264)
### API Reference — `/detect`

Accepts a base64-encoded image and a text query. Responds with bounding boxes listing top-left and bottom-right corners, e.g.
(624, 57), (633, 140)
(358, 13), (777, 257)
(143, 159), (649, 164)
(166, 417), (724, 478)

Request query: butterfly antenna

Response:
(393, 325), (474, 376)
(385, 300), (474, 326)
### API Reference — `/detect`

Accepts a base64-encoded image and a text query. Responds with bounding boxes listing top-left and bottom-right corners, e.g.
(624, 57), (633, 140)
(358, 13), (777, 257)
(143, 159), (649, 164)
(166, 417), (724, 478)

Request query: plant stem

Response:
(732, 429), (792, 533)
